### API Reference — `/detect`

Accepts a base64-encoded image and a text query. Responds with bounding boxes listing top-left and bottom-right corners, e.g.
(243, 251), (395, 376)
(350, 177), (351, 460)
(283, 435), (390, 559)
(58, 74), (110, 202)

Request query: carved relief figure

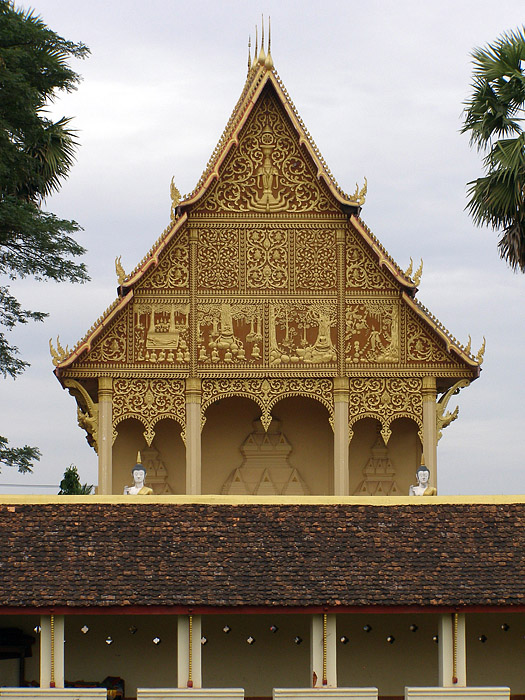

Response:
(270, 302), (336, 366)
(198, 302), (263, 365)
(134, 302), (189, 364)
(345, 302), (400, 363)
(124, 456), (153, 495)
(408, 462), (437, 496)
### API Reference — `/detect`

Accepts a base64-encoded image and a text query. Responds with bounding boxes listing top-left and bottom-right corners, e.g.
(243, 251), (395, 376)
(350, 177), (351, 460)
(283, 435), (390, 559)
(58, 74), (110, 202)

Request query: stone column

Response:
(422, 376), (437, 491)
(310, 614), (337, 688)
(185, 378), (202, 495)
(438, 613), (466, 687)
(97, 376), (113, 495)
(177, 615), (202, 688)
(40, 615), (65, 688)
(333, 377), (349, 496)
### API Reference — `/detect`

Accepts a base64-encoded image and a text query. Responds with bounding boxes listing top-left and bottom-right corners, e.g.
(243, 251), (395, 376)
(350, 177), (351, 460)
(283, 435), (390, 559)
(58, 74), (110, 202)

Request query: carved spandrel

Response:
(133, 301), (190, 365)
(139, 241), (189, 290)
(345, 301), (400, 364)
(112, 378), (186, 446)
(197, 227), (239, 290)
(82, 310), (128, 364)
(348, 377), (423, 444)
(198, 88), (338, 214)
(270, 302), (337, 366)
(197, 302), (264, 366)
(346, 235), (397, 292)
(295, 229), (337, 291)
(406, 310), (458, 365)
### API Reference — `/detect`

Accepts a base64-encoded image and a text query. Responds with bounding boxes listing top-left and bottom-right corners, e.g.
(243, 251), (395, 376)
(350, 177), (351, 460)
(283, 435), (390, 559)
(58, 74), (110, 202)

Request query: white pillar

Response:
(333, 378), (349, 496)
(97, 377), (113, 495)
(40, 615), (64, 688)
(422, 377), (438, 491)
(177, 615), (202, 688)
(185, 378), (202, 495)
(310, 614), (337, 688)
(438, 613), (466, 687)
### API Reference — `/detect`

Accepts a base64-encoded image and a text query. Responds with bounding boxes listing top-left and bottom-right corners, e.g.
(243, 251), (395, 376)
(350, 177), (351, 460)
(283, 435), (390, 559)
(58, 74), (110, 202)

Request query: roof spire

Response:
(258, 14), (266, 65)
(247, 35), (252, 74)
(254, 25), (258, 63)
(265, 16), (273, 70)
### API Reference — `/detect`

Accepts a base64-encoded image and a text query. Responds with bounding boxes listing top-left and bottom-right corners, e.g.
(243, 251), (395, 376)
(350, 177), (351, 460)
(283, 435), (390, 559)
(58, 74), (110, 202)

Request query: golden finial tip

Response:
(136, 451), (142, 464)
(420, 454), (426, 467)
(258, 14), (266, 64)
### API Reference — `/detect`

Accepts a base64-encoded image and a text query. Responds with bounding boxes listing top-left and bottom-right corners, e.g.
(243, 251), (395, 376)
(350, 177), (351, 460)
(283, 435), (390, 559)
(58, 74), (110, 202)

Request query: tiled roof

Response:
(0, 502), (523, 610)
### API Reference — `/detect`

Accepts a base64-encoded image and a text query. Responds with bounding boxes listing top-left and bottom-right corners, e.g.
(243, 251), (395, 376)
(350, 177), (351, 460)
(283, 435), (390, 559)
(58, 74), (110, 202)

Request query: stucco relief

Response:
(197, 302), (263, 366)
(133, 301), (190, 365)
(269, 302), (337, 366)
(345, 301), (400, 364)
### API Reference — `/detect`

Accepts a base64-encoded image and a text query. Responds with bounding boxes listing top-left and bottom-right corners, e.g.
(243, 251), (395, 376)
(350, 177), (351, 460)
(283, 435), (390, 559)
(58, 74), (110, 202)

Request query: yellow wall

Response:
(201, 396), (333, 495)
(202, 614), (310, 695)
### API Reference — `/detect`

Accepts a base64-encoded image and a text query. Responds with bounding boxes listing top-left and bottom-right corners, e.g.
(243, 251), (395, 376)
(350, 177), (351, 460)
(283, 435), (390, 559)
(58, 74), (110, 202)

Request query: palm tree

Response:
(462, 27), (525, 271)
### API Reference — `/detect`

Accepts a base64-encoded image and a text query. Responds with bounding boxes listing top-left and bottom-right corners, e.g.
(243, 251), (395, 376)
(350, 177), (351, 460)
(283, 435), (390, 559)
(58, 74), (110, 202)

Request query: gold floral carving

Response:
(406, 311), (456, 364)
(201, 377), (334, 432)
(198, 302), (263, 365)
(63, 379), (99, 452)
(345, 301), (400, 363)
(140, 239), (189, 290)
(112, 378), (186, 446)
(199, 88), (337, 213)
(246, 227), (288, 289)
(270, 302), (337, 366)
(133, 301), (190, 365)
(346, 235), (396, 291)
(295, 229), (336, 291)
(197, 227), (239, 290)
(348, 377), (422, 444)
(85, 311), (128, 364)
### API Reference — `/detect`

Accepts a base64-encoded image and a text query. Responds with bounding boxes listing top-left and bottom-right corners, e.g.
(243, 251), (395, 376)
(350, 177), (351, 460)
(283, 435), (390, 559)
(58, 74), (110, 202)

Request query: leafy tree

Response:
(0, 0), (89, 471)
(462, 27), (525, 271)
(58, 464), (93, 495)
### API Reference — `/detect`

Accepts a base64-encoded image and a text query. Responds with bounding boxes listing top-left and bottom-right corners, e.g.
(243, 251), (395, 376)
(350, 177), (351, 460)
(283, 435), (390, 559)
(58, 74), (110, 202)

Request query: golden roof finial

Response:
(265, 15), (273, 70)
(476, 336), (486, 364)
(258, 14), (266, 65)
(247, 35), (252, 74)
(254, 25), (258, 63)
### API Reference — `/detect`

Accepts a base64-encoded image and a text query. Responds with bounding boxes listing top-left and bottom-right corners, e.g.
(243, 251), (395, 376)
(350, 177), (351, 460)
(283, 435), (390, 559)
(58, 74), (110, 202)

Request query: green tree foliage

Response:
(58, 464), (93, 495)
(0, 0), (89, 471)
(462, 27), (525, 271)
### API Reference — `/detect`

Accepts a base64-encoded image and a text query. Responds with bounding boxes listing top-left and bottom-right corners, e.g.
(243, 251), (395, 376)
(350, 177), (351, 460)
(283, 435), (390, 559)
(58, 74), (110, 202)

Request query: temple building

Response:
(1, 26), (522, 700)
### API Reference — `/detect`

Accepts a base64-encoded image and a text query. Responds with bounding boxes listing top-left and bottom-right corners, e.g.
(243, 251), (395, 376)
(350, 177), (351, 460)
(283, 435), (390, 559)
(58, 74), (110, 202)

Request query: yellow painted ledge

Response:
(0, 494), (525, 506)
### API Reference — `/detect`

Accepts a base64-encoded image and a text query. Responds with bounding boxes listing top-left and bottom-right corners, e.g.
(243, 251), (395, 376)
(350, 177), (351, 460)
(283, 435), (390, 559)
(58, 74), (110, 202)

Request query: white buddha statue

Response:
(409, 458), (437, 496)
(124, 453), (153, 495)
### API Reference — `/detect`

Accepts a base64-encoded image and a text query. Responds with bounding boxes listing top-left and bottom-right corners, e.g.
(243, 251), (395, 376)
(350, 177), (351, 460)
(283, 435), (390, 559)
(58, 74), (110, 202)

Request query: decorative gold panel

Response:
(348, 377), (422, 444)
(406, 310), (458, 365)
(82, 309), (128, 364)
(198, 87), (338, 214)
(198, 301), (264, 366)
(246, 227), (288, 289)
(270, 301), (337, 366)
(139, 236), (189, 290)
(133, 301), (190, 365)
(201, 377), (334, 432)
(295, 228), (336, 291)
(346, 233), (397, 292)
(197, 227), (239, 290)
(112, 378), (186, 446)
(345, 301), (400, 364)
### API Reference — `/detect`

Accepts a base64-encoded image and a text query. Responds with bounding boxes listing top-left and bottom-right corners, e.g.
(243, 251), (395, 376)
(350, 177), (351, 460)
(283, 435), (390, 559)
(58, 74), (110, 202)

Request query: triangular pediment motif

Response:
(196, 83), (340, 216)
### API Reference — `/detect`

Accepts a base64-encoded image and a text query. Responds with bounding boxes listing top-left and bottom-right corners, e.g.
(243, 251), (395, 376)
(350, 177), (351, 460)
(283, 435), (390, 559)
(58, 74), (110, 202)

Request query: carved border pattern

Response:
(112, 378), (186, 446)
(201, 377), (334, 432)
(348, 377), (422, 445)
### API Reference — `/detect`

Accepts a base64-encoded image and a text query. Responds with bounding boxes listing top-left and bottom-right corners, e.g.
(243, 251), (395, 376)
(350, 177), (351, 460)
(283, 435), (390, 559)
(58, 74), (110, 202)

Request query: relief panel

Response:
(197, 301), (264, 366)
(269, 301), (337, 367)
(406, 308), (461, 366)
(78, 308), (129, 366)
(138, 230), (189, 291)
(246, 227), (288, 290)
(346, 231), (398, 292)
(197, 227), (240, 291)
(345, 300), (400, 364)
(133, 300), (190, 365)
(295, 228), (337, 292)
(197, 86), (339, 214)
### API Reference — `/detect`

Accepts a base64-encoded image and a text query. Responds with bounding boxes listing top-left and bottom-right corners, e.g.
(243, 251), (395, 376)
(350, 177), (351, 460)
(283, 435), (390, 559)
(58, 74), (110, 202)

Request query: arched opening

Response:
(387, 416), (422, 494)
(201, 397), (261, 494)
(112, 417), (184, 495)
(270, 396), (333, 496)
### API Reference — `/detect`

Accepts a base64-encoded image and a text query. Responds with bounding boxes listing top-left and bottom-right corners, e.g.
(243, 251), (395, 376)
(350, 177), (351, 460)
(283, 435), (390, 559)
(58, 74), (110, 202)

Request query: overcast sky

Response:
(2, 0), (525, 495)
